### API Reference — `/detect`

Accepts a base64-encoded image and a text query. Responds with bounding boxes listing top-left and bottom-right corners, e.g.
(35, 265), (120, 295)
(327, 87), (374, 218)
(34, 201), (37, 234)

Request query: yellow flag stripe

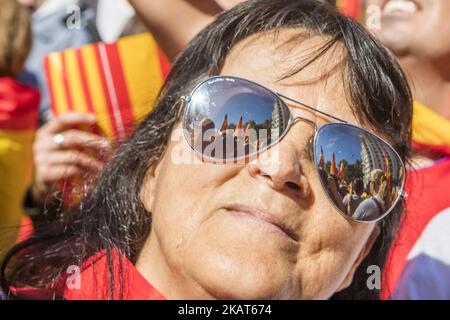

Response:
(118, 33), (163, 123)
(64, 49), (88, 114)
(81, 45), (114, 138)
(413, 101), (450, 147)
(47, 53), (69, 114)
(0, 130), (34, 228)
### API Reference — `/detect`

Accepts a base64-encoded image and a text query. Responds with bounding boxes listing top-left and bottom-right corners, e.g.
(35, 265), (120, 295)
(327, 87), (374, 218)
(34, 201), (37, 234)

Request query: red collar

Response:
(12, 249), (166, 300)
(63, 249), (166, 300)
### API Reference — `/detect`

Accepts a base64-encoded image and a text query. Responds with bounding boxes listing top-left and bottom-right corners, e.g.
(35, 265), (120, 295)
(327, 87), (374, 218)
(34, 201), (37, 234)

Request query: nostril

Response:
(285, 181), (301, 192)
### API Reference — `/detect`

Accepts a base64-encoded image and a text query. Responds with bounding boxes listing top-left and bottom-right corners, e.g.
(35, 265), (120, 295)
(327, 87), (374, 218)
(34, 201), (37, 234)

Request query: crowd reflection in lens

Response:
(316, 125), (404, 221)
(185, 87), (289, 162)
(184, 82), (403, 221)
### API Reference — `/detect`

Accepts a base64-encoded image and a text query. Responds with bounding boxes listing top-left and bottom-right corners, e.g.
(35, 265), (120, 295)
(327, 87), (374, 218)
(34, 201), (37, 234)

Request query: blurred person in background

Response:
(18, 0), (143, 121)
(23, 0), (146, 224)
(17, 0), (98, 122)
(352, 170), (389, 222)
(343, 179), (364, 216)
(372, 0), (450, 299)
(17, 0), (104, 222)
(0, 0), (39, 260)
(128, 0), (241, 61)
(129, 0), (337, 61)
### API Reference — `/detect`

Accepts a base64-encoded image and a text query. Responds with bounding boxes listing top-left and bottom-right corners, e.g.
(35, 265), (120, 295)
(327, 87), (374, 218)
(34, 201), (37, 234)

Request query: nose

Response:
(247, 127), (313, 199)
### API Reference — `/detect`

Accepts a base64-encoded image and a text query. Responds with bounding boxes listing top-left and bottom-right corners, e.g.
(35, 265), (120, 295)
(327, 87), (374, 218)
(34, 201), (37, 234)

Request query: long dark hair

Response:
(1, 0), (412, 299)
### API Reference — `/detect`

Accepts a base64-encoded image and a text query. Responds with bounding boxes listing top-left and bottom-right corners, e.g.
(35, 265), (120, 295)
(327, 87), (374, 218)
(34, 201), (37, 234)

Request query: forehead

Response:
(220, 29), (360, 126)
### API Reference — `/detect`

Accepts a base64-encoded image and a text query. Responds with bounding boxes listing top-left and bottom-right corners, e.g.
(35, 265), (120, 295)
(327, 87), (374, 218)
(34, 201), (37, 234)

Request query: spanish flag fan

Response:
(44, 33), (170, 204)
(45, 33), (170, 142)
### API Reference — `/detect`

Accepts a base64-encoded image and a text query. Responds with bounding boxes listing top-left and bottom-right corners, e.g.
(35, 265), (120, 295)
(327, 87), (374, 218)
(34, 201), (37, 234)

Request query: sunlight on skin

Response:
(136, 30), (380, 300)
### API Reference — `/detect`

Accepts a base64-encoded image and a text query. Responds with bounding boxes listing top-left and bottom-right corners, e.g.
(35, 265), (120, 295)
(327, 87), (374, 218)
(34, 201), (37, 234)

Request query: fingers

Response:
(39, 113), (97, 135)
(38, 150), (104, 171)
(34, 112), (111, 153)
(35, 129), (110, 152)
(32, 113), (111, 200)
(34, 150), (103, 197)
(63, 130), (110, 149)
(37, 165), (83, 182)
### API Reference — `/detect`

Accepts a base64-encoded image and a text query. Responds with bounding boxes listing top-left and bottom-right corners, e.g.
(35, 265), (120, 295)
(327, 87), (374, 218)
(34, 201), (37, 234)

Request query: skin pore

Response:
(135, 30), (380, 300)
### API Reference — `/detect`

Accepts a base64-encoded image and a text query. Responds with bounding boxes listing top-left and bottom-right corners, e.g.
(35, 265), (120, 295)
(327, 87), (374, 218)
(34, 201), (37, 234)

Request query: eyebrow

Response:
(276, 92), (348, 123)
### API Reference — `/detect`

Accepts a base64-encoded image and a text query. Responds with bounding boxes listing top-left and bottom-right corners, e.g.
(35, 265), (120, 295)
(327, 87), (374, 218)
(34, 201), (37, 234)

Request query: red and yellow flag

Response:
(219, 114), (228, 132)
(45, 32), (170, 142)
(412, 101), (450, 156)
(234, 116), (243, 137)
(44, 33), (170, 204)
(0, 77), (39, 247)
(384, 153), (391, 186)
(319, 147), (325, 171)
(338, 161), (346, 181)
(330, 152), (337, 176)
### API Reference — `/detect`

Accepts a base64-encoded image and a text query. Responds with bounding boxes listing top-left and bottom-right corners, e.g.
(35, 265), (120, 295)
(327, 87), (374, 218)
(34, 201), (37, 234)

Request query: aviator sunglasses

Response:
(181, 76), (407, 223)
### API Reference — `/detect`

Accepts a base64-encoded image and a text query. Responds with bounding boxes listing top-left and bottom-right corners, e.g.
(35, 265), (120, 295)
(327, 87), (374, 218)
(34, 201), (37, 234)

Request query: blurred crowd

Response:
(1, 0), (450, 300)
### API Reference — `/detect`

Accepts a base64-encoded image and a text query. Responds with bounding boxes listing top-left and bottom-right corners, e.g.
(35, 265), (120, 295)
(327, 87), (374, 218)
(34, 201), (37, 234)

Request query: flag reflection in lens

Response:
(314, 123), (405, 222)
(183, 77), (290, 162)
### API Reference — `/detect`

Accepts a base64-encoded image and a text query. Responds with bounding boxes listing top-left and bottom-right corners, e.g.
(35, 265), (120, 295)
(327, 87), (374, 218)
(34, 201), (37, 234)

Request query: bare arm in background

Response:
(128, 0), (221, 61)
(128, 0), (246, 61)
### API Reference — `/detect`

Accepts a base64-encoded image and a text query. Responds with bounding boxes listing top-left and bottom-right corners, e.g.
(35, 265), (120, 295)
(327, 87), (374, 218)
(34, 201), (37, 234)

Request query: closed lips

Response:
(223, 204), (298, 242)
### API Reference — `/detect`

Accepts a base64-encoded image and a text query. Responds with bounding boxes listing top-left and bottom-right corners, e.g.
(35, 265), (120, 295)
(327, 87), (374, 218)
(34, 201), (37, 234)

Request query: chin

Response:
(199, 271), (297, 300)
(378, 30), (414, 55)
(183, 244), (298, 299)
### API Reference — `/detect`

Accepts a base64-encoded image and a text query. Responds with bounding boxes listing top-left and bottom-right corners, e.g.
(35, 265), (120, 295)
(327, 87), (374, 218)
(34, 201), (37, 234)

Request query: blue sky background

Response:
(315, 127), (362, 166)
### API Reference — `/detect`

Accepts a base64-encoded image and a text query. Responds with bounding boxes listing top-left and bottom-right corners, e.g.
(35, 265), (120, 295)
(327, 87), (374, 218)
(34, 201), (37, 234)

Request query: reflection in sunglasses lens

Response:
(184, 78), (290, 161)
(314, 124), (404, 222)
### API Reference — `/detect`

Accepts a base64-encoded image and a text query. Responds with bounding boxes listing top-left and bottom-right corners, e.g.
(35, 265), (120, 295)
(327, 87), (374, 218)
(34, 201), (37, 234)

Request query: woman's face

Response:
(137, 30), (380, 299)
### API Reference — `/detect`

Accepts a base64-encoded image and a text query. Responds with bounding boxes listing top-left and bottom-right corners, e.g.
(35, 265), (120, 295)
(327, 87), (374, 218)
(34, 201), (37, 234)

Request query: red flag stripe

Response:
(76, 49), (101, 136)
(105, 42), (135, 138)
(61, 52), (75, 112)
(156, 47), (171, 79)
(45, 56), (57, 116)
(94, 43), (121, 140)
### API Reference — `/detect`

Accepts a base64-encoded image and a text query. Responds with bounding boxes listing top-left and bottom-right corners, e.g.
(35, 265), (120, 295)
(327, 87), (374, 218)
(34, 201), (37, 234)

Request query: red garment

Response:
(380, 98), (450, 299)
(381, 156), (450, 299)
(0, 77), (40, 131)
(17, 216), (33, 243)
(338, 0), (363, 20)
(0, 77), (39, 248)
(12, 249), (166, 300)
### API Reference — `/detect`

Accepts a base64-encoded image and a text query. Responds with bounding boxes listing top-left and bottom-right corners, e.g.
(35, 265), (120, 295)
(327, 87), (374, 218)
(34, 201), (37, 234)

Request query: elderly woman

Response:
(0, 0), (412, 300)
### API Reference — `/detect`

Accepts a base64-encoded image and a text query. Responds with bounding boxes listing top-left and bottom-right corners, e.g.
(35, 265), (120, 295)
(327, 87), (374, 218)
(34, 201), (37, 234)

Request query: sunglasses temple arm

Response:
(277, 93), (348, 123)
(400, 190), (408, 200)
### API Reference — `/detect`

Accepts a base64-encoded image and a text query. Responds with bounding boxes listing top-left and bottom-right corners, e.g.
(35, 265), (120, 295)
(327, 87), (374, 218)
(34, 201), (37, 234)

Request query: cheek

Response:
(150, 138), (240, 266)
(434, 14), (450, 48)
(294, 192), (374, 299)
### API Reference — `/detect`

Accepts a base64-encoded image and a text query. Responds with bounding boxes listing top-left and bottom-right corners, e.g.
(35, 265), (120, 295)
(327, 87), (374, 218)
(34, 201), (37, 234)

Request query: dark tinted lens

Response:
(183, 77), (290, 161)
(314, 123), (405, 222)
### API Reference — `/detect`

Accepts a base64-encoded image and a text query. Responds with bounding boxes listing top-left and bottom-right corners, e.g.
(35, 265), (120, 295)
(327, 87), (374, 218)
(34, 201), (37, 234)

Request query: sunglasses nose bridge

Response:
(277, 115), (317, 160)
(278, 116), (317, 152)
(288, 115), (318, 131)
